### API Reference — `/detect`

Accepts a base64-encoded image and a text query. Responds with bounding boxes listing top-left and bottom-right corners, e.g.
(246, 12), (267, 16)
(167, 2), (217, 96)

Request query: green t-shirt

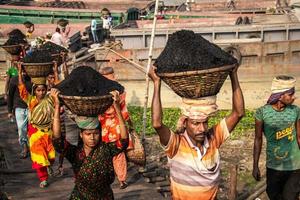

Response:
(255, 104), (300, 171)
(6, 67), (18, 77)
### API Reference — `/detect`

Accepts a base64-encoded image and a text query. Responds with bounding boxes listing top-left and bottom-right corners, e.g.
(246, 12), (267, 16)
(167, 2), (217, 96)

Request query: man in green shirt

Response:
(253, 75), (300, 200)
(4, 66), (18, 101)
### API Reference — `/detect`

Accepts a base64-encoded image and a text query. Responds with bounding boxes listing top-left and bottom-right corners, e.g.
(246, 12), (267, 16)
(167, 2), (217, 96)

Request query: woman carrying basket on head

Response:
(17, 63), (56, 188)
(52, 90), (129, 200)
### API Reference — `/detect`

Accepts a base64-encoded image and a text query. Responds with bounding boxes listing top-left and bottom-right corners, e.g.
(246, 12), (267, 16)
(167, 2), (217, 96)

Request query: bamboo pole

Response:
(106, 48), (146, 74)
(245, 183), (266, 200)
(142, 0), (160, 140)
(228, 164), (238, 200)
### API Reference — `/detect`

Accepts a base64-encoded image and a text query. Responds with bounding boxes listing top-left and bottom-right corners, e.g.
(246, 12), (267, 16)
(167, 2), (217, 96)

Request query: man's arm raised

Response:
(149, 67), (171, 146)
(225, 65), (245, 132)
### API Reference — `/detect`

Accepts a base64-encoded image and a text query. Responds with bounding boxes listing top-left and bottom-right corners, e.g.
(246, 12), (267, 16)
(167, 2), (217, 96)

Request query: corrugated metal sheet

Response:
(162, 0), (186, 6)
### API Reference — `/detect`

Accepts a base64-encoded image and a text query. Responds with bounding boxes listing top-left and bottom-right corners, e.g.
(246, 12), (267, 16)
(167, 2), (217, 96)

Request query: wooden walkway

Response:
(0, 106), (165, 200)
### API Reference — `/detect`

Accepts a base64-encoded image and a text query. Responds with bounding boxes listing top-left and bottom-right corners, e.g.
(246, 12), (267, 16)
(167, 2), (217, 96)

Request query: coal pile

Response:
(21, 49), (53, 63)
(7, 29), (26, 39)
(41, 41), (68, 54)
(56, 66), (124, 97)
(4, 29), (27, 46)
(39, 1), (85, 9)
(154, 30), (237, 73)
(3, 37), (27, 46)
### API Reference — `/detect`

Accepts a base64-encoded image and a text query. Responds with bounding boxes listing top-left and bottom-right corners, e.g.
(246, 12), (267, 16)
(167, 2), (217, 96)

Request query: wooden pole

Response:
(106, 48), (146, 74)
(228, 164), (238, 200)
(245, 182), (267, 200)
(142, 0), (160, 140)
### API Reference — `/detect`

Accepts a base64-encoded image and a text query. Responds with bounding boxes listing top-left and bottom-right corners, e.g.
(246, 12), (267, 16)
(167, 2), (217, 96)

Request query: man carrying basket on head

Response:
(149, 65), (245, 200)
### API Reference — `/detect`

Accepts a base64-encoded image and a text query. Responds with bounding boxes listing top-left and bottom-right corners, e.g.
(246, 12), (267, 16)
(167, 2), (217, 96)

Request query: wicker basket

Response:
(157, 64), (236, 98)
(1, 45), (22, 55)
(59, 94), (113, 116)
(126, 131), (146, 166)
(22, 62), (54, 78)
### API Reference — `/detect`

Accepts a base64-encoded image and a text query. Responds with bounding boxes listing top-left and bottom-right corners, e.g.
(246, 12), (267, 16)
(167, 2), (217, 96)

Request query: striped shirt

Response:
(164, 119), (229, 200)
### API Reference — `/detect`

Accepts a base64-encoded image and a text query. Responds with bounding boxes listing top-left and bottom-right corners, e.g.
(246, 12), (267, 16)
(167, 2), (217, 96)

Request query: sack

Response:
(126, 131), (146, 166)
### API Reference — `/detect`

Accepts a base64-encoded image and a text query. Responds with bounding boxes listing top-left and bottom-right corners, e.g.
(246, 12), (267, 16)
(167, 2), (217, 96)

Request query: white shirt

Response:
(51, 32), (64, 46)
(91, 19), (97, 31)
(102, 17), (112, 29)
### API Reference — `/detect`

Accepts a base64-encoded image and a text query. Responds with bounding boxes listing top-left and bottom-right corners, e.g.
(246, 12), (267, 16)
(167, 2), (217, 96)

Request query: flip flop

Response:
(39, 180), (49, 188)
(120, 182), (128, 189)
(19, 151), (29, 159)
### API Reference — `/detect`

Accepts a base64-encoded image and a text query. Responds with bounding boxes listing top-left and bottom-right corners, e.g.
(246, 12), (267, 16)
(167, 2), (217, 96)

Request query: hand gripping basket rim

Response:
(58, 94), (113, 116)
(156, 64), (237, 98)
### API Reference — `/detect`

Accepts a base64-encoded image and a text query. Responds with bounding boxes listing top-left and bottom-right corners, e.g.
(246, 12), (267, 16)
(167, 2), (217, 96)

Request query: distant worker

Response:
(226, 0), (236, 11)
(185, 0), (194, 12)
(235, 16), (243, 25)
(243, 16), (251, 25)
(51, 27), (64, 46)
(23, 21), (35, 38)
(61, 25), (71, 42)
(101, 8), (113, 30)
(90, 16), (99, 43)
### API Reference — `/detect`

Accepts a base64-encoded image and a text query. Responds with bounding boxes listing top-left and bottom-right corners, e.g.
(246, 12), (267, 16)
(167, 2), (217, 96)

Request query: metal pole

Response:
(142, 0), (160, 140)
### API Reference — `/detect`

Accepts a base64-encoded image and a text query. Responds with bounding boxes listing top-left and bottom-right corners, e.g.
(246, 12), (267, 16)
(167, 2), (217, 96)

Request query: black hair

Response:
(56, 27), (60, 33)
(33, 84), (47, 93)
(46, 70), (55, 77)
(276, 75), (294, 81)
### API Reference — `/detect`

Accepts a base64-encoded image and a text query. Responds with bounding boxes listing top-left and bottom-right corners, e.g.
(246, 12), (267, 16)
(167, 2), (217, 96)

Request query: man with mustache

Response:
(148, 65), (245, 200)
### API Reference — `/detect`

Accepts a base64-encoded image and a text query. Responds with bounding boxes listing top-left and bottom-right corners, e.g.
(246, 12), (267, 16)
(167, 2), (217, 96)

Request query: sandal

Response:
(39, 180), (49, 188)
(119, 181), (128, 189)
(19, 151), (29, 159)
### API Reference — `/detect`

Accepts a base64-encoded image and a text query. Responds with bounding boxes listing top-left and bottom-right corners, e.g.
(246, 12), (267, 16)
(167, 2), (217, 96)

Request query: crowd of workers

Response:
(2, 4), (300, 200)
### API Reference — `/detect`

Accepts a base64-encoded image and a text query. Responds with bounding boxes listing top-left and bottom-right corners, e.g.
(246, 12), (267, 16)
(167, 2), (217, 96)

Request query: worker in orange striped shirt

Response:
(148, 65), (245, 200)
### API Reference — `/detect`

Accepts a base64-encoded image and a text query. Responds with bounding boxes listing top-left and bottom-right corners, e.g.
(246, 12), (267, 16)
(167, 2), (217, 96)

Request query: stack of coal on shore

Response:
(56, 66), (124, 117)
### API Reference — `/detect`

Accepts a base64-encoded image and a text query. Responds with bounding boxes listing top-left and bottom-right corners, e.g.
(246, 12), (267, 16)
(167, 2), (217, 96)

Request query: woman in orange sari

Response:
(18, 63), (57, 188)
(99, 67), (134, 189)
